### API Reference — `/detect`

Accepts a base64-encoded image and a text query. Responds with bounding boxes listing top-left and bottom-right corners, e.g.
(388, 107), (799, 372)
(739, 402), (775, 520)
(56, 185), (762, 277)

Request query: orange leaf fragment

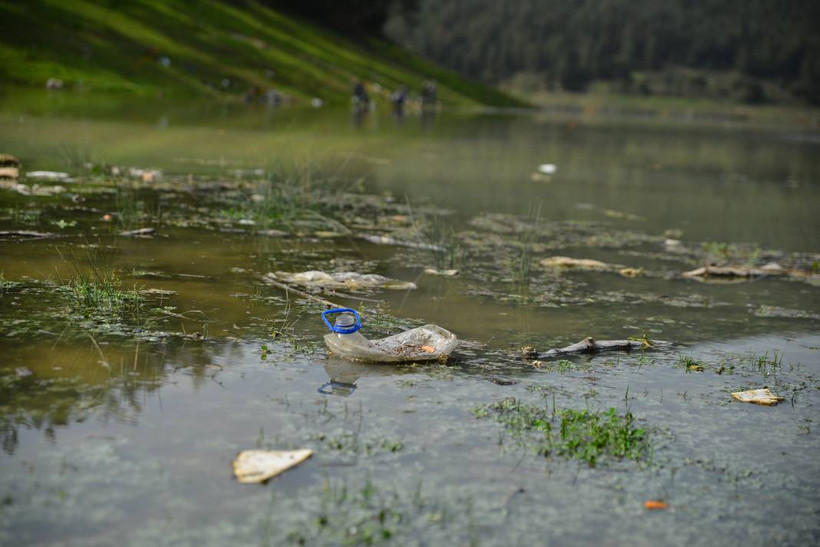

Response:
(644, 500), (668, 510)
(421, 345), (436, 353)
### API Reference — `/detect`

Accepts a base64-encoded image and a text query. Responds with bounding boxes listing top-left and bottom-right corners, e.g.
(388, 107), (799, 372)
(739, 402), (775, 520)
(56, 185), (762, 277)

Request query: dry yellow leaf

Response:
(233, 449), (313, 484)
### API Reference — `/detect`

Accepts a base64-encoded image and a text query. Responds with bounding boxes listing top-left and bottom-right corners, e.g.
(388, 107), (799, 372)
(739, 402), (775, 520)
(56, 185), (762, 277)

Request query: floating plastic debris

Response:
(273, 271), (416, 291)
(424, 268), (459, 276)
(731, 388), (785, 406)
(233, 449), (313, 484)
(322, 308), (457, 363)
(26, 171), (70, 181)
(120, 227), (156, 237)
(541, 256), (609, 270)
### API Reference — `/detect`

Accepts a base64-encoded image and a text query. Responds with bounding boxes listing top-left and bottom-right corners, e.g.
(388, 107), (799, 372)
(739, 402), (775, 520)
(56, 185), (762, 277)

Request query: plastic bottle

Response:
(321, 308), (457, 363)
(323, 309), (375, 355)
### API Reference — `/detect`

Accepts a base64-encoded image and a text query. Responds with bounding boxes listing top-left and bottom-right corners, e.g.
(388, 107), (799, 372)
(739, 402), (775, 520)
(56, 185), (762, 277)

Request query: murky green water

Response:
(1, 91), (819, 545)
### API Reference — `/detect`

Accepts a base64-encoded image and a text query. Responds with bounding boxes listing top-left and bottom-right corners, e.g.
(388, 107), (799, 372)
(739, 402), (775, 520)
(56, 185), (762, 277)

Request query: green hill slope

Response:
(0, 0), (522, 107)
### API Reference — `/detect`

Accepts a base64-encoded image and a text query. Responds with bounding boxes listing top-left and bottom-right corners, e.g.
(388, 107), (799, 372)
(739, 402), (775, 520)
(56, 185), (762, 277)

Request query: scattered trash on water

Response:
(424, 268), (459, 276)
(120, 227), (156, 237)
(644, 500), (668, 510)
(258, 229), (289, 237)
(139, 288), (177, 297)
(0, 154), (20, 180)
(272, 271), (416, 291)
(26, 171), (70, 181)
(541, 256), (609, 271)
(322, 308), (458, 363)
(619, 267), (643, 278)
(530, 163), (557, 182)
(731, 388), (785, 406)
(0, 180), (66, 196)
(601, 209), (646, 221)
(232, 449), (313, 484)
(127, 167), (163, 183)
(15, 367), (33, 378)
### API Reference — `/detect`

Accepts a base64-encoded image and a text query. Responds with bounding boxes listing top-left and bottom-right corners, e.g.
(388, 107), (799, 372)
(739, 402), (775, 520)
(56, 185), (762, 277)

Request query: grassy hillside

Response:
(0, 0), (522, 107)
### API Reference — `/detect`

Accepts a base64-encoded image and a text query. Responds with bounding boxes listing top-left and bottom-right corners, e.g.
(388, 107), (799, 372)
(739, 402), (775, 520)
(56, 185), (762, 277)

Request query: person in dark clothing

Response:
(421, 80), (437, 109)
(352, 80), (370, 109)
(390, 84), (408, 115)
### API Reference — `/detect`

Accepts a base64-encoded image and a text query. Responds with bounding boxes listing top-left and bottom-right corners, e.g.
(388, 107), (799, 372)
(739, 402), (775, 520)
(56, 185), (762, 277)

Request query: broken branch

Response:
(533, 336), (667, 359)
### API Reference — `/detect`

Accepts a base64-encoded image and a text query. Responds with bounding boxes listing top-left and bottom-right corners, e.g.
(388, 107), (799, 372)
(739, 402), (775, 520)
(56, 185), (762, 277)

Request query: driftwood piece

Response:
(120, 227), (156, 237)
(681, 263), (817, 282)
(535, 336), (664, 359)
(358, 233), (445, 252)
(0, 230), (58, 239)
(261, 273), (341, 308)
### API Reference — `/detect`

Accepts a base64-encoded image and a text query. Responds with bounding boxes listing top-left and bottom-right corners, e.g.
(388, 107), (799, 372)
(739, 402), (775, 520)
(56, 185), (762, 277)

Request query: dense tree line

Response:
(259, 0), (417, 36)
(383, 0), (820, 104)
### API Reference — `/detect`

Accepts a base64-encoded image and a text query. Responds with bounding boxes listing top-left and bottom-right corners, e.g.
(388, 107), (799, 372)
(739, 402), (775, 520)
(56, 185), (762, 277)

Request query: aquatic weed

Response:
(408, 207), (464, 271)
(475, 397), (650, 467)
(0, 272), (21, 295)
(286, 478), (463, 546)
(62, 274), (144, 318)
(513, 202), (542, 288)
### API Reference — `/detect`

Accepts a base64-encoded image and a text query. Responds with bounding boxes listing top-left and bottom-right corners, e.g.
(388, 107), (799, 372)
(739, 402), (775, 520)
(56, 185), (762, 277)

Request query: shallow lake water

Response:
(1, 91), (819, 545)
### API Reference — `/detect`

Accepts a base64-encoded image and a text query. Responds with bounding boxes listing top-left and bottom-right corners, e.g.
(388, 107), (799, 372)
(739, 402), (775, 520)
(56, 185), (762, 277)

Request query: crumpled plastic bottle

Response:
(322, 308), (458, 363)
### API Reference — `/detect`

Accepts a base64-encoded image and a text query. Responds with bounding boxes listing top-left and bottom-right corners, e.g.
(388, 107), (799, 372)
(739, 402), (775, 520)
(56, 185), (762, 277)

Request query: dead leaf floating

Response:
(541, 256), (609, 271)
(232, 449), (313, 484)
(731, 388), (785, 406)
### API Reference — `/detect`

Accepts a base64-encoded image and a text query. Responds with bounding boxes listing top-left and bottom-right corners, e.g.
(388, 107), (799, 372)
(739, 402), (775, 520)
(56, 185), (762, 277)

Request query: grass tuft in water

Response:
(514, 203), (542, 287)
(61, 273), (143, 319)
(0, 272), (21, 295)
(475, 397), (650, 467)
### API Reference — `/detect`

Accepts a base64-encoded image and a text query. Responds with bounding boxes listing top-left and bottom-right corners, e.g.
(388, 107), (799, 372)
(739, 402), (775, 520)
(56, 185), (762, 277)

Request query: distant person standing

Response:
(421, 80), (437, 109)
(390, 84), (408, 115)
(352, 79), (370, 110)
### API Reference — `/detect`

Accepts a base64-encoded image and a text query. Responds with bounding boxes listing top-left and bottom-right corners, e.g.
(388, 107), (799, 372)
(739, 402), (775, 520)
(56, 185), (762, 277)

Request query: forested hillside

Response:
(385, 0), (820, 105)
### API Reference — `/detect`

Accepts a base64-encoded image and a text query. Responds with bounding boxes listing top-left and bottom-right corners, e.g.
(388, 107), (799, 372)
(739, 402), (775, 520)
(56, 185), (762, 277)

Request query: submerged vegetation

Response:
(474, 397), (650, 467)
(0, 99), (818, 544)
(61, 273), (143, 319)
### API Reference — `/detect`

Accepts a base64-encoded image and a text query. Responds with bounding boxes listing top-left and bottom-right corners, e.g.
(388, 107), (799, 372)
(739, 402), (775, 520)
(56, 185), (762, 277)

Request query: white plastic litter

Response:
(26, 171), (70, 181)
(325, 324), (458, 363)
(731, 388), (784, 406)
(323, 311), (457, 363)
(233, 449), (312, 483)
(274, 271), (416, 291)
